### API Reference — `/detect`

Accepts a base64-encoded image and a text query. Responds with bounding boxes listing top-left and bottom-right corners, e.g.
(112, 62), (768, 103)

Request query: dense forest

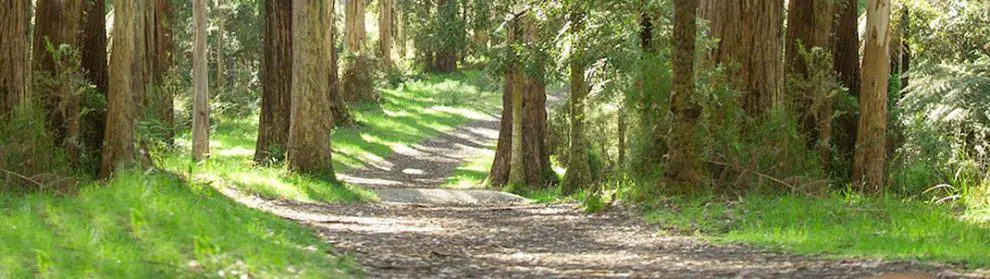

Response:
(1, 0), (989, 277)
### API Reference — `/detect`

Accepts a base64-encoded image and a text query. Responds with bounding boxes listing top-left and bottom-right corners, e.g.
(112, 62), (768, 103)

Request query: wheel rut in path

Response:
(227, 114), (980, 278)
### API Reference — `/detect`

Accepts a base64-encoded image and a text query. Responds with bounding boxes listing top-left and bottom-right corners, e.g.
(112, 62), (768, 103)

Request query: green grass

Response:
(0, 171), (358, 278)
(443, 147), (495, 189)
(645, 194), (990, 268)
(162, 71), (501, 203)
(0, 71), (503, 277)
(333, 71), (501, 172)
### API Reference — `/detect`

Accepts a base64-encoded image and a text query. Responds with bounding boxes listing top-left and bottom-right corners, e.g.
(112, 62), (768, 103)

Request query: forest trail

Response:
(225, 118), (966, 278)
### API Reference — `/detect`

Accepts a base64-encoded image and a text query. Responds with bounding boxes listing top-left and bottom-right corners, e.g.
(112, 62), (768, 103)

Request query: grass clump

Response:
(0, 171), (358, 278)
(645, 193), (990, 268)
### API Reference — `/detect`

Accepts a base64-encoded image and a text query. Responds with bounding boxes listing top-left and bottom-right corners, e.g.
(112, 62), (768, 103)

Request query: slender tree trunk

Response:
(215, 0), (226, 93)
(192, 0), (210, 161)
(665, 0), (703, 193)
(0, 0), (31, 116)
(99, 0), (143, 178)
(617, 110), (626, 166)
(345, 0), (365, 52)
(287, 0), (335, 176)
(563, 10), (591, 195)
(853, 0), (891, 193)
(256, 0), (293, 163)
(379, 0), (394, 64)
(153, 0), (175, 143)
(834, 0), (861, 164)
(700, 0), (784, 116)
(433, 0), (459, 73)
(342, 0), (373, 103)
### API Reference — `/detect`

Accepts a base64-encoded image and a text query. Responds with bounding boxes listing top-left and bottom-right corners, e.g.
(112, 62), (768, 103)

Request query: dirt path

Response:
(229, 117), (979, 278)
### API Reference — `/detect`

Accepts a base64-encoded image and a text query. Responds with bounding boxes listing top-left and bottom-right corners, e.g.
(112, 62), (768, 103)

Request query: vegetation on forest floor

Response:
(0, 171), (358, 278)
(161, 71), (501, 203)
(443, 147), (495, 189)
(645, 193), (990, 268)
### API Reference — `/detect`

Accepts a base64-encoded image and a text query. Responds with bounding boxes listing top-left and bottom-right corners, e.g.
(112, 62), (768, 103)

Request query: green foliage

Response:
(341, 54), (379, 103)
(0, 171), (358, 277)
(645, 193), (990, 268)
(892, 62), (990, 195)
(32, 43), (103, 168)
(0, 106), (72, 193)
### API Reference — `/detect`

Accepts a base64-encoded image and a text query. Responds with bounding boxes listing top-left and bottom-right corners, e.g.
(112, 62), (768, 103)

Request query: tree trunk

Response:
(562, 10), (591, 195)
(287, 0), (335, 176)
(379, 0), (394, 64)
(345, 0), (365, 52)
(192, 0), (210, 161)
(215, 0), (226, 93)
(256, 0), (293, 163)
(486, 68), (514, 187)
(833, 0), (860, 165)
(852, 0), (890, 193)
(34, 0), (83, 165)
(80, 0), (109, 165)
(153, 0), (175, 143)
(665, 0), (703, 193)
(700, 0), (784, 116)
(617, 109), (626, 166)
(786, 0), (835, 168)
(0, 0), (31, 117)
(504, 16), (526, 188)
(99, 0), (143, 178)
(433, 0), (458, 73)
(521, 14), (551, 188)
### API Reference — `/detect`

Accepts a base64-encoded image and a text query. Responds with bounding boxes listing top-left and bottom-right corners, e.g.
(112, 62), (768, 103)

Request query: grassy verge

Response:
(645, 194), (990, 268)
(162, 71), (501, 203)
(0, 171), (358, 278)
(443, 147), (495, 189)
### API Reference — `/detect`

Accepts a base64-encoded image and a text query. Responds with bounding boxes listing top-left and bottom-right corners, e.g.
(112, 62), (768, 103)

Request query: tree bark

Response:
(192, 0), (210, 161)
(852, 0), (890, 193)
(0, 0), (31, 116)
(99, 0), (143, 178)
(379, 0), (394, 64)
(486, 68), (514, 187)
(506, 16), (526, 188)
(345, 0), (366, 52)
(33, 0), (83, 166)
(215, 0), (226, 93)
(153, 0), (175, 143)
(700, 0), (785, 116)
(521, 14), (551, 188)
(665, 0), (703, 193)
(287, 0), (335, 176)
(562, 10), (591, 195)
(80, 0), (109, 163)
(833, 0), (861, 164)
(786, 0), (835, 168)
(256, 0), (293, 163)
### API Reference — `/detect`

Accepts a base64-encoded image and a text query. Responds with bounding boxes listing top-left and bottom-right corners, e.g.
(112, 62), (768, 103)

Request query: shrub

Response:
(0, 106), (72, 193)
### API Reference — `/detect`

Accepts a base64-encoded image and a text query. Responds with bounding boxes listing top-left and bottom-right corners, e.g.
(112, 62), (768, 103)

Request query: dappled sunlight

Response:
(231, 172), (308, 201)
(215, 146), (255, 158)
